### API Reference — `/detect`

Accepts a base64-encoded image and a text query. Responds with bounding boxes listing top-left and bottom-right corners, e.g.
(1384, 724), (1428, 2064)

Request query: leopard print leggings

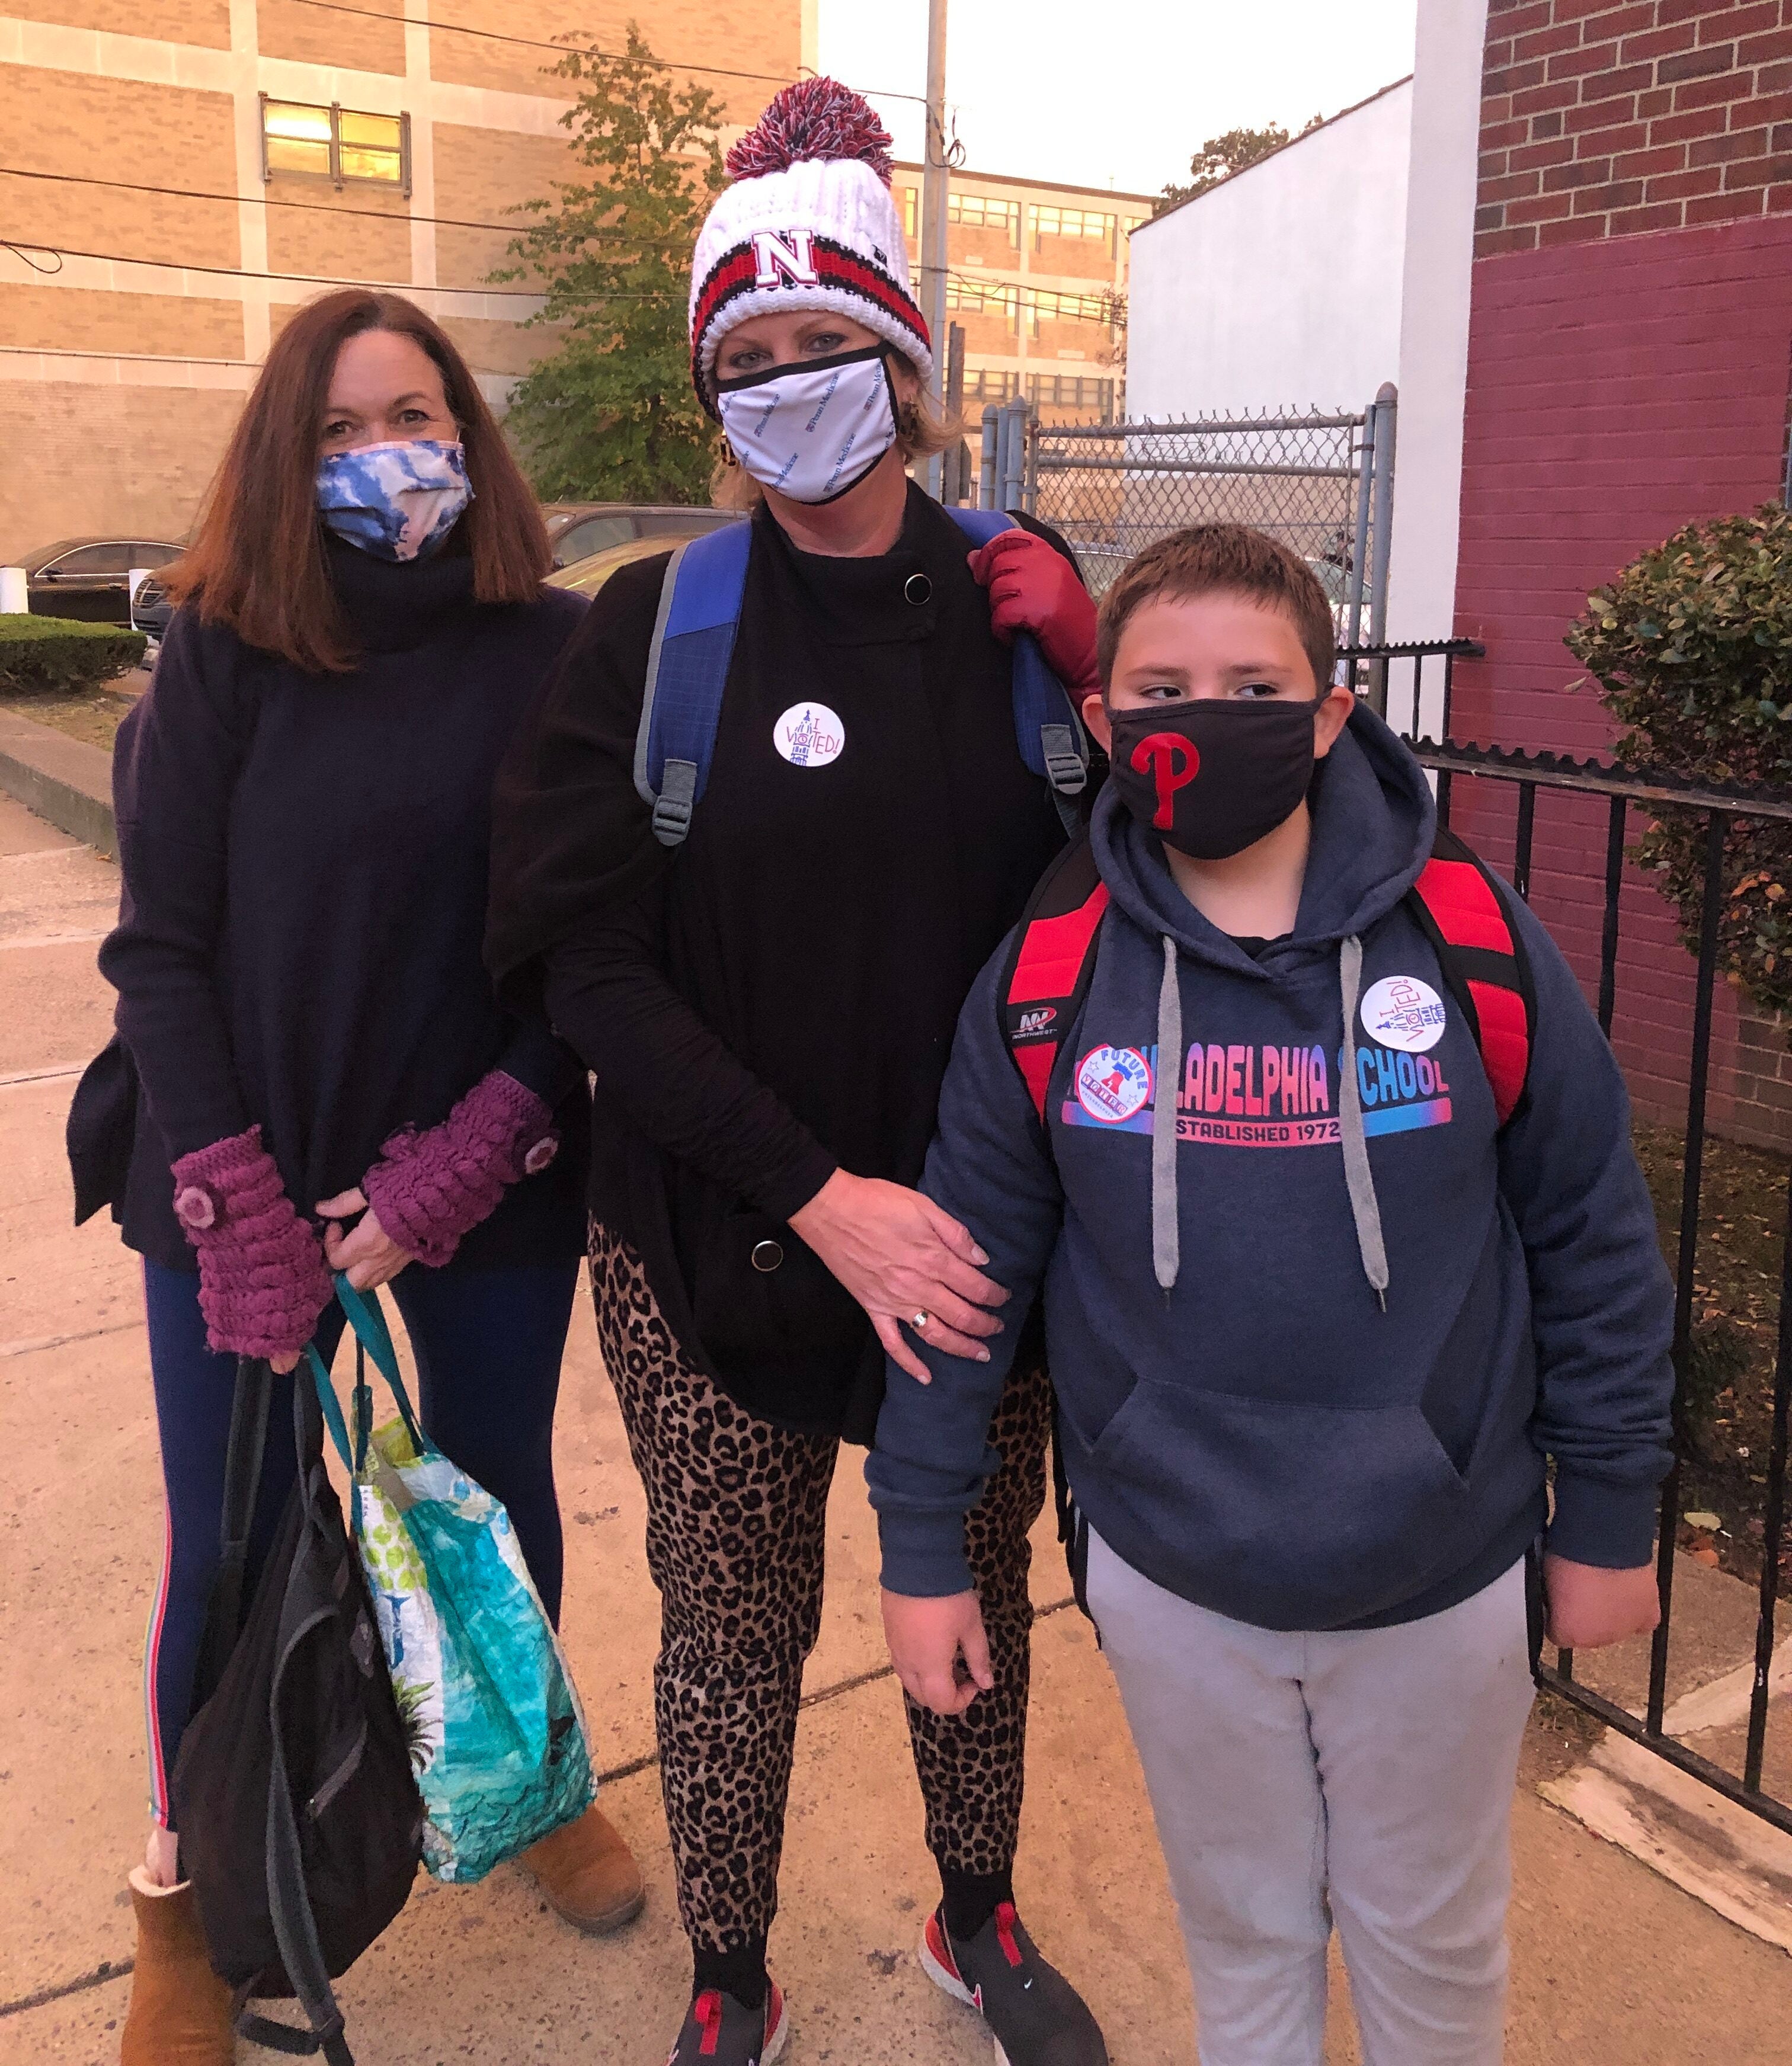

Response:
(588, 1223), (1048, 1953)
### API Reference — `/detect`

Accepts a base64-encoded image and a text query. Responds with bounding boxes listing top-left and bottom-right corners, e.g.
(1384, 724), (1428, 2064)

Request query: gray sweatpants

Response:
(1086, 1532), (1535, 2066)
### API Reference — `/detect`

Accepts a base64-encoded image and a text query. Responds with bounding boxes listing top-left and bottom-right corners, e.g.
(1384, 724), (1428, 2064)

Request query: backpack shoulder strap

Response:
(632, 521), (754, 848)
(1405, 824), (1536, 1126)
(949, 507), (1090, 830)
(999, 834), (1109, 1123)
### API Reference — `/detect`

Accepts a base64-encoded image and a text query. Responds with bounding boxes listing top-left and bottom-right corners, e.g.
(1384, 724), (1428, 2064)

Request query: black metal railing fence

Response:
(1375, 648), (1792, 1836)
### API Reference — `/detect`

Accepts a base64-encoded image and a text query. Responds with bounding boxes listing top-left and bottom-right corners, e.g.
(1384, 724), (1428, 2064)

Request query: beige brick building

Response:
(0, 0), (813, 559)
(892, 162), (1153, 433)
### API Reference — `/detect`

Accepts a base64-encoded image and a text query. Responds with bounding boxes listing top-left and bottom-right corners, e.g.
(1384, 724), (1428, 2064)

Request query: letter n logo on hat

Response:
(753, 229), (820, 287)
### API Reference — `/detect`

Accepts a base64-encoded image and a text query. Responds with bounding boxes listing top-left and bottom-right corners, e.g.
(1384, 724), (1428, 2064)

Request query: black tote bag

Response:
(171, 1353), (425, 2063)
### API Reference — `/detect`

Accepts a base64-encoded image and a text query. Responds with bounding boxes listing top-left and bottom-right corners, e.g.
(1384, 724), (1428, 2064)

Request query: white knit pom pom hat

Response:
(689, 78), (933, 419)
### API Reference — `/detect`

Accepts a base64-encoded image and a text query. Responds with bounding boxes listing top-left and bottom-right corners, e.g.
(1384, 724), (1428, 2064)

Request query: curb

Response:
(0, 709), (116, 858)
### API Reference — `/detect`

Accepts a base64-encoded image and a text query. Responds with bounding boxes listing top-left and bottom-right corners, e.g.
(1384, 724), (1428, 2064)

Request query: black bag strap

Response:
(239, 1375), (356, 2066)
(191, 1355), (273, 1704)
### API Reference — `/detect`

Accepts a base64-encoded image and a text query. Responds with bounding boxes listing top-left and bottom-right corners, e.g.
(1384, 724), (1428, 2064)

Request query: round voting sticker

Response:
(773, 703), (845, 768)
(1360, 975), (1448, 1053)
(1076, 1046), (1153, 1123)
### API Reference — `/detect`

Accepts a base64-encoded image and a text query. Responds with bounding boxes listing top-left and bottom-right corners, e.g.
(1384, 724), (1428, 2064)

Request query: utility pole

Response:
(917, 0), (951, 498)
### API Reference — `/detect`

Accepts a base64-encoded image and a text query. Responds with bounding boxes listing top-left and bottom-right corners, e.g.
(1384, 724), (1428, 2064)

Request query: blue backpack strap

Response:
(632, 521), (754, 848)
(949, 508), (1090, 831)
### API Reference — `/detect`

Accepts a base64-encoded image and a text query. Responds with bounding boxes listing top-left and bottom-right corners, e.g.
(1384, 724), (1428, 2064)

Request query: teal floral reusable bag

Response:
(306, 1280), (595, 1882)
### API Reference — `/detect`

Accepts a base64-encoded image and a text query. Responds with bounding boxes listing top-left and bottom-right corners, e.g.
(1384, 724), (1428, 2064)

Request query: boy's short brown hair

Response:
(1096, 524), (1337, 694)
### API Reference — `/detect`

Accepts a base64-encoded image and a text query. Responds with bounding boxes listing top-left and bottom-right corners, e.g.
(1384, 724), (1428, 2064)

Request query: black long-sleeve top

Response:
(488, 486), (1074, 1440)
(73, 540), (591, 1271)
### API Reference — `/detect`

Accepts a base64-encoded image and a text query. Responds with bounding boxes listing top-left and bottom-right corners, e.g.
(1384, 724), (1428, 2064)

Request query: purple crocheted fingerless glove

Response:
(171, 1127), (334, 1362)
(362, 1069), (559, 1269)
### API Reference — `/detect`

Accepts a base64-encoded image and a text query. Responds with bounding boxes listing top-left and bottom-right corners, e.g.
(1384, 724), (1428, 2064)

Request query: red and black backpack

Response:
(1000, 824), (1536, 1129)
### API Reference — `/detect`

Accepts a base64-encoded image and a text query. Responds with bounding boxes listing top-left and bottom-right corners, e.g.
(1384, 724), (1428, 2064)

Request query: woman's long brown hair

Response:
(167, 289), (551, 674)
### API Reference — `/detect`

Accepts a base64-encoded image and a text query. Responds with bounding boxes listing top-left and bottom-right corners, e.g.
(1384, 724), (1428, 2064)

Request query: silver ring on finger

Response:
(910, 1310), (931, 1333)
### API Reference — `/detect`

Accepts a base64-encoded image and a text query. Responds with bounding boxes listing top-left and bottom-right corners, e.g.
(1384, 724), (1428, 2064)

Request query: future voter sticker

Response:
(773, 702), (845, 768)
(1360, 974), (1448, 1053)
(1076, 1045), (1153, 1123)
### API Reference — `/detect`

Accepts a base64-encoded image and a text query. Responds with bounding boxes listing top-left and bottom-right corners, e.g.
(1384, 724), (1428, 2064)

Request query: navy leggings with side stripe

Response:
(141, 1254), (580, 1827)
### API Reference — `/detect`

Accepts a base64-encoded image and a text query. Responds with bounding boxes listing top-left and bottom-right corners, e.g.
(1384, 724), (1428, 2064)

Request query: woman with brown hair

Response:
(70, 288), (641, 2063)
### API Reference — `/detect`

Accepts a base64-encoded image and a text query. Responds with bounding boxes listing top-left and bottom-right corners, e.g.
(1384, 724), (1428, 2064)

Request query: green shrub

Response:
(0, 613), (146, 693)
(1566, 504), (1792, 1026)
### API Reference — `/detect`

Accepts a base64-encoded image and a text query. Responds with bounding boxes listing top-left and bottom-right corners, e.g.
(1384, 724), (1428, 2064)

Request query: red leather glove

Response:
(967, 528), (1100, 697)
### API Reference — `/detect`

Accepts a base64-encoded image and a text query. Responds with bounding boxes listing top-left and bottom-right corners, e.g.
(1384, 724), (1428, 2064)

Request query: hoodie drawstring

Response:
(1337, 934), (1390, 1309)
(1152, 935), (1183, 1292)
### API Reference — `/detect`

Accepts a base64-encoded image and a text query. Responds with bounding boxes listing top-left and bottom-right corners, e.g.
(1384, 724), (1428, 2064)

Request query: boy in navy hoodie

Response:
(868, 526), (1675, 2064)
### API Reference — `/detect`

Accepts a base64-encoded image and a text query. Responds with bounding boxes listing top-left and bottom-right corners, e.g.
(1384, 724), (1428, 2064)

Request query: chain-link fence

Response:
(983, 393), (1397, 650)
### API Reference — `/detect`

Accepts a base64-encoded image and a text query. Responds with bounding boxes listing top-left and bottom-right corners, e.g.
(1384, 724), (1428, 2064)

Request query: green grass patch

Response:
(0, 614), (146, 693)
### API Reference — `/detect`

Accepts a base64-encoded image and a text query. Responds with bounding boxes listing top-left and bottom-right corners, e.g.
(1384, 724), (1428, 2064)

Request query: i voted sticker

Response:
(1076, 1045), (1153, 1123)
(1360, 975), (1448, 1053)
(773, 702), (844, 768)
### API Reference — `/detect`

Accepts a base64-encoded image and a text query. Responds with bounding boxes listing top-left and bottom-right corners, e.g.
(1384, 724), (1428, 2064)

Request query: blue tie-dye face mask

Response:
(315, 438), (472, 562)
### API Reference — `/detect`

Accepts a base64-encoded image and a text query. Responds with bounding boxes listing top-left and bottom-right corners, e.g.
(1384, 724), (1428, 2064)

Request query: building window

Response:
(1026, 287), (1117, 331)
(945, 279), (1020, 332)
(262, 97), (410, 193)
(948, 192), (1021, 244)
(1031, 203), (1117, 255)
(1026, 373), (1115, 421)
(961, 368), (1020, 406)
(899, 184), (919, 239)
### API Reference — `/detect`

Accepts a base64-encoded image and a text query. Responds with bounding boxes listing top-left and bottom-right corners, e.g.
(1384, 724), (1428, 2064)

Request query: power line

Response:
(0, 241), (703, 299)
(0, 165), (697, 254)
(282, 0), (926, 103)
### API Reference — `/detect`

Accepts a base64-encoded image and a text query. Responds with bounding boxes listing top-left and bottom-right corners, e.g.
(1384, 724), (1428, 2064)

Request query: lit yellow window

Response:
(262, 97), (409, 191)
(263, 101), (332, 179)
(948, 193), (1021, 244)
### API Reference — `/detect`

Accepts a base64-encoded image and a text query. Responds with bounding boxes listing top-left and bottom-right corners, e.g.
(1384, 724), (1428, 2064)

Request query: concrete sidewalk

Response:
(1, 792), (1786, 2065)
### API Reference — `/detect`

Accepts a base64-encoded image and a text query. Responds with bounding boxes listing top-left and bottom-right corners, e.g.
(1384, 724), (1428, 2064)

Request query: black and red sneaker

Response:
(920, 1902), (1108, 2065)
(665, 1982), (788, 2065)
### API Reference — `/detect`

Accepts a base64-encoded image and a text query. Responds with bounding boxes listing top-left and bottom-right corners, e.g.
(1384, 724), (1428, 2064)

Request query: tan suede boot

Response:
(519, 1805), (645, 1935)
(120, 1868), (236, 2064)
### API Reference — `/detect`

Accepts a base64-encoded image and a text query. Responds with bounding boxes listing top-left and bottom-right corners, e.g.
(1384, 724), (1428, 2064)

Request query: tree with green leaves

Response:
(1155, 116), (1324, 215)
(496, 27), (725, 504)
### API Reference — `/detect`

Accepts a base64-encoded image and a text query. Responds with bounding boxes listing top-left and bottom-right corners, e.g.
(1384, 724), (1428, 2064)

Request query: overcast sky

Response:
(815, 0), (1418, 198)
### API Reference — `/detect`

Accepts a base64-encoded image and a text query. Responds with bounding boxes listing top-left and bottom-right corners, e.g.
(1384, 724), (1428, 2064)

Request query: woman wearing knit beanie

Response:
(489, 79), (1109, 2066)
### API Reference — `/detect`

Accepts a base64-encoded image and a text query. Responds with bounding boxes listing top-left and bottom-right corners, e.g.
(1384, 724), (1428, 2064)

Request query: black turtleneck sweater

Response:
(488, 486), (1075, 1439)
(88, 539), (591, 1271)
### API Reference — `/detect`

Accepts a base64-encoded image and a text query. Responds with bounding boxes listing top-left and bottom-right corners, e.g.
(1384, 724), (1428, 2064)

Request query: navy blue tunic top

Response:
(83, 540), (590, 1271)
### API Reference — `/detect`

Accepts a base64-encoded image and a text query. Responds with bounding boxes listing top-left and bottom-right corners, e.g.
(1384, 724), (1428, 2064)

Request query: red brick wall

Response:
(1477, 0), (1792, 254)
(1454, 2), (1792, 1143)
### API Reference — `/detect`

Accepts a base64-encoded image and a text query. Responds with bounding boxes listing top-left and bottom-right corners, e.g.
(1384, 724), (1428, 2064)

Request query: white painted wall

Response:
(1385, 0), (1491, 675)
(1125, 79), (1413, 420)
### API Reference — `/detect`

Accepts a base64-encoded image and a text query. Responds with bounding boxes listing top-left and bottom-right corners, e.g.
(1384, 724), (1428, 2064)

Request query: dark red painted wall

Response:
(1450, 213), (1792, 1134)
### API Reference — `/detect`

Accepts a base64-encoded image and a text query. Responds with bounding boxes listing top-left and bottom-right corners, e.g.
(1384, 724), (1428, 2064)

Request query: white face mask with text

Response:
(714, 344), (900, 505)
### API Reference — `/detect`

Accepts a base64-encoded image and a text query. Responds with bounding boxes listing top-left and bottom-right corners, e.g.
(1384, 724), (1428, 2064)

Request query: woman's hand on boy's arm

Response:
(1543, 1555), (1660, 1650)
(882, 1588), (994, 1716)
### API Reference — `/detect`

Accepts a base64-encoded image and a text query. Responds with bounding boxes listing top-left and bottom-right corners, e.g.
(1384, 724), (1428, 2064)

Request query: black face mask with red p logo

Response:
(1106, 697), (1326, 861)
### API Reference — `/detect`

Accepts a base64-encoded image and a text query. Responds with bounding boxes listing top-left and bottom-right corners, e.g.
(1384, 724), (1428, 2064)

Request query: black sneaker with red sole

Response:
(665, 1982), (788, 2065)
(920, 1902), (1109, 2065)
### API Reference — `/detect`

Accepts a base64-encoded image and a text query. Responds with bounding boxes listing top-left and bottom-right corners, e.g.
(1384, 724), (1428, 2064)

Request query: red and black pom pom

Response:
(725, 77), (896, 185)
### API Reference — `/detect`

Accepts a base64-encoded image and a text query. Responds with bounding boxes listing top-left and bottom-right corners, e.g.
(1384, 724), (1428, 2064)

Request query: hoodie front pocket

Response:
(1090, 1382), (1474, 1631)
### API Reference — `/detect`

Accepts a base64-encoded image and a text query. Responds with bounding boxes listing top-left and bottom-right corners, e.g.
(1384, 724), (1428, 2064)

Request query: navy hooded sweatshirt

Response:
(868, 705), (1676, 1632)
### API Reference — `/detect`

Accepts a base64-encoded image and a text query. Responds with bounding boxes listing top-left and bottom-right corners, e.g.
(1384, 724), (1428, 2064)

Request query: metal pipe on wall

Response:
(917, 0), (951, 499)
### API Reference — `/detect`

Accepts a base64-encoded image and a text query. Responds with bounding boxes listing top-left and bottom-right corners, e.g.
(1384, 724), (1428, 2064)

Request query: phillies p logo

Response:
(1131, 733), (1199, 830)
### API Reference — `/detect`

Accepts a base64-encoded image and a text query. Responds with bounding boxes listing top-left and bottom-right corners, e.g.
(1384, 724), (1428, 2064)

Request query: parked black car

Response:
(22, 538), (184, 626)
(130, 572), (176, 643)
(541, 502), (740, 569)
